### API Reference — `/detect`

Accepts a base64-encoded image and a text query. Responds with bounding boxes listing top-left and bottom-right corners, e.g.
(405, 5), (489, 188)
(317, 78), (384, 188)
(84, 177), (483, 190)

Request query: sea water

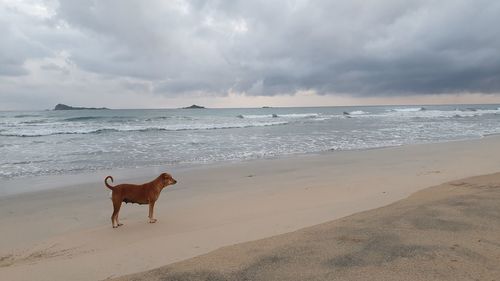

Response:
(1, 104), (499, 180)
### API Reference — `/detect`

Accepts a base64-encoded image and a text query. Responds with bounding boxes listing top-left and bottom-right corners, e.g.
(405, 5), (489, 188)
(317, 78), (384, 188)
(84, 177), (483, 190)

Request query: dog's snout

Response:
(173, 179), (177, 184)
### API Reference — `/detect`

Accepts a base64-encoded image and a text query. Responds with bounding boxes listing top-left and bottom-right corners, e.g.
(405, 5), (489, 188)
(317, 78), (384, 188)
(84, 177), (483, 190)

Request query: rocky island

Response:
(54, 104), (109, 110)
(182, 104), (205, 109)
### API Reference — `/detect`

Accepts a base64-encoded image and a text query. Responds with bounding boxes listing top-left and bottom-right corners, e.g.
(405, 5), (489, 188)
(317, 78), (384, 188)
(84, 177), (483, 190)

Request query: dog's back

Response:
(113, 183), (151, 204)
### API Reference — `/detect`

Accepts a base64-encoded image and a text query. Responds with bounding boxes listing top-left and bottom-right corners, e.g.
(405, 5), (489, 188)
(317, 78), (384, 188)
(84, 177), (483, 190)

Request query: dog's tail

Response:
(105, 176), (115, 190)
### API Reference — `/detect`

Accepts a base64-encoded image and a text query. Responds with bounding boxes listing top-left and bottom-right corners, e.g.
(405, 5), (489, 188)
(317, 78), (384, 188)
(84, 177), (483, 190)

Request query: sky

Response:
(1, 0), (500, 110)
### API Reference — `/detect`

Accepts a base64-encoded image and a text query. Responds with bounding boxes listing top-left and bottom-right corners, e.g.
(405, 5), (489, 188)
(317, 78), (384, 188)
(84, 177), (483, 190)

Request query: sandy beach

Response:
(1, 136), (500, 280)
(116, 171), (500, 281)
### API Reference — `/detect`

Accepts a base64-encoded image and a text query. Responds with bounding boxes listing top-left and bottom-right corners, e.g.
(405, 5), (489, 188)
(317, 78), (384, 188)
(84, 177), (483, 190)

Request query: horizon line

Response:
(1, 102), (500, 112)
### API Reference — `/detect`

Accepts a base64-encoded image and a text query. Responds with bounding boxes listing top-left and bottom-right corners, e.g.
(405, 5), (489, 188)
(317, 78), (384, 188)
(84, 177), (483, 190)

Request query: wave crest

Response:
(390, 107), (426, 112)
(238, 113), (319, 119)
(0, 121), (289, 137)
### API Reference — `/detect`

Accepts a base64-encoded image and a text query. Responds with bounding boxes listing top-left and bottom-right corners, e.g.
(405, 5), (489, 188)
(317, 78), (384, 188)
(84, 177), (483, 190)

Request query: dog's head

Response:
(160, 172), (177, 187)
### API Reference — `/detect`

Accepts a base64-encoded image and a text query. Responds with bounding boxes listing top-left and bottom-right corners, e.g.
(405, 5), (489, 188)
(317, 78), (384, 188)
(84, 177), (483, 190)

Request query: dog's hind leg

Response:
(148, 201), (157, 223)
(111, 200), (123, 228)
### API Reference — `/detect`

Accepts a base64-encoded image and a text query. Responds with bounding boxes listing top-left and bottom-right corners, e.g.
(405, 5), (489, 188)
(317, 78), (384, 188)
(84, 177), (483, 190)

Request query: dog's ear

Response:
(157, 173), (165, 185)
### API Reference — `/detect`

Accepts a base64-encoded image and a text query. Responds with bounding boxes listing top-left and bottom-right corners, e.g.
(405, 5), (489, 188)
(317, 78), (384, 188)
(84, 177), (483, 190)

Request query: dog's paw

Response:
(117, 223), (123, 227)
(149, 219), (157, 223)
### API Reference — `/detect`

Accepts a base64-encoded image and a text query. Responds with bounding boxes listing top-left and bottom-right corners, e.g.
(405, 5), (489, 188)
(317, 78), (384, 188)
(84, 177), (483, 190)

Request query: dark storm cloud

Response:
(2, 0), (500, 98)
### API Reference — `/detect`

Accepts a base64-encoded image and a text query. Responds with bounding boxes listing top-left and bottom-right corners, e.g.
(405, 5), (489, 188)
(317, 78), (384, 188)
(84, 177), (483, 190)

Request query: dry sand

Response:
(115, 172), (500, 281)
(1, 136), (500, 280)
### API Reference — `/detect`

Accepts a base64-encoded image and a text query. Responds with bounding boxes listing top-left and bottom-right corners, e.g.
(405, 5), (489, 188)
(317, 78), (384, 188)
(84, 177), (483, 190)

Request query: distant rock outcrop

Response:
(182, 104), (205, 109)
(54, 104), (109, 110)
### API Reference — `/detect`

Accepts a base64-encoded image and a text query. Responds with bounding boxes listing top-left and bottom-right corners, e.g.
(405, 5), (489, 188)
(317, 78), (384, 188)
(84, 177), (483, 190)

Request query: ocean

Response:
(1, 104), (499, 180)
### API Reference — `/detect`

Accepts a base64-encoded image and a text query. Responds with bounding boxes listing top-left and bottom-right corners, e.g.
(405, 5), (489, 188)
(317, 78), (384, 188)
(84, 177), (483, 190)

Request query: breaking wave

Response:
(0, 121), (289, 137)
(237, 113), (320, 119)
(389, 107), (426, 112)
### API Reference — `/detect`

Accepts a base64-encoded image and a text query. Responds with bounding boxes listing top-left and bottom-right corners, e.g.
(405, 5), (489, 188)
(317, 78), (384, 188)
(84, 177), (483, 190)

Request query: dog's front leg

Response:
(148, 200), (157, 223)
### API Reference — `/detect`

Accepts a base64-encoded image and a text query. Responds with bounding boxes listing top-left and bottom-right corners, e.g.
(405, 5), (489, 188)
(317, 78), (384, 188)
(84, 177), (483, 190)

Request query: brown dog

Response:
(105, 173), (177, 228)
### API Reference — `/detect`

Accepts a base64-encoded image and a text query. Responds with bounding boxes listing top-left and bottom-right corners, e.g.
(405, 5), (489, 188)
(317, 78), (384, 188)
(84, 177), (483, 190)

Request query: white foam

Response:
(369, 108), (500, 119)
(0, 120), (291, 137)
(239, 113), (319, 119)
(279, 113), (319, 118)
(349, 110), (367, 115)
(239, 114), (273, 119)
(390, 107), (425, 112)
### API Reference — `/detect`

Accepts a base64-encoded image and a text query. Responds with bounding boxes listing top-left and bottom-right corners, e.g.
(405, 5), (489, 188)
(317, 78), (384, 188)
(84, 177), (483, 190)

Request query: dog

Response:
(105, 173), (177, 228)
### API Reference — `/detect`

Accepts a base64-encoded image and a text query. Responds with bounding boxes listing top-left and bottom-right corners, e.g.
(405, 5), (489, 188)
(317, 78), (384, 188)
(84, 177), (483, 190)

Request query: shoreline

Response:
(1, 135), (500, 280)
(2, 103), (500, 187)
(0, 133), (496, 198)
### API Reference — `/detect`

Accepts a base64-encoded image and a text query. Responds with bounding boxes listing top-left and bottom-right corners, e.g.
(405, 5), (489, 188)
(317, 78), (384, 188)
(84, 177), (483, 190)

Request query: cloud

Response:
(1, 0), (500, 109)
